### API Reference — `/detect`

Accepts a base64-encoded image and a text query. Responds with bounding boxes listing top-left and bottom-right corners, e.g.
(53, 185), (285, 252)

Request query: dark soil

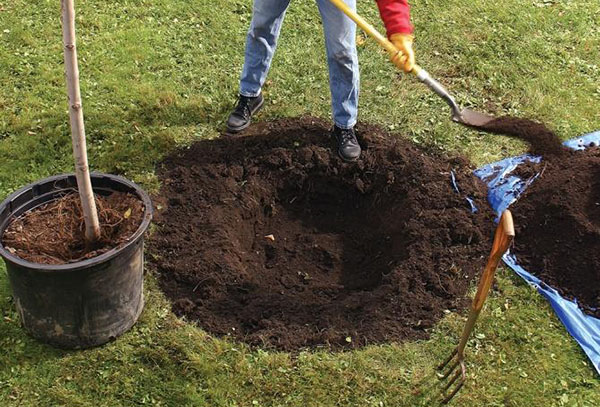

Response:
(484, 115), (600, 317)
(150, 116), (495, 351)
(511, 147), (600, 317)
(509, 160), (542, 181)
(2, 192), (144, 265)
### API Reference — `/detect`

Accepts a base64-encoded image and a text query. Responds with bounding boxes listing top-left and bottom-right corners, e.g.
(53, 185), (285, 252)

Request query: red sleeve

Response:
(376, 0), (413, 37)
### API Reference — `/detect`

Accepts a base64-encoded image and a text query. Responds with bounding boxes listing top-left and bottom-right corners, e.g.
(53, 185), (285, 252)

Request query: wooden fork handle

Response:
(473, 210), (514, 312)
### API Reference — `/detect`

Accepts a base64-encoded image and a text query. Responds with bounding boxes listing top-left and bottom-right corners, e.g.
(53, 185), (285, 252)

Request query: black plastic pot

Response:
(0, 173), (152, 349)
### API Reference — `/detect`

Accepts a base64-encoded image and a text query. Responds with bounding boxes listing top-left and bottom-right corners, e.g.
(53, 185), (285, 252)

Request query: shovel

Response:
(437, 210), (515, 404)
(328, 0), (495, 128)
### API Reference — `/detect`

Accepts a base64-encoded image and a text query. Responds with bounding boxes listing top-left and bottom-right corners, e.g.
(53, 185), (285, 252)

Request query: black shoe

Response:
(226, 93), (264, 133)
(333, 125), (361, 162)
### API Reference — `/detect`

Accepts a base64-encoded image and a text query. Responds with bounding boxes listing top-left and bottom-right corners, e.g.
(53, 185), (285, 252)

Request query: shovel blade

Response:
(454, 109), (496, 129)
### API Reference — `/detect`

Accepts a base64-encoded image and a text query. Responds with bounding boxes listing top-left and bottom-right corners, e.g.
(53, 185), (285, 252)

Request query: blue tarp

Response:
(474, 130), (600, 375)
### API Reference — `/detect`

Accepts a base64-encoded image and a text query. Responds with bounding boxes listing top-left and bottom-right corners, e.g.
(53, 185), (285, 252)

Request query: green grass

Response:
(1, 0), (599, 405)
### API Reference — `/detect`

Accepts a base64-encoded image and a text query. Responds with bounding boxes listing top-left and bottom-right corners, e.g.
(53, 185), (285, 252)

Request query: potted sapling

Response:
(0, 0), (152, 348)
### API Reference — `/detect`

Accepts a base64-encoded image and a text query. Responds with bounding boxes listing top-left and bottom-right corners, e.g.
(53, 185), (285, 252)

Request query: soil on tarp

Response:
(511, 147), (600, 318)
(483, 115), (600, 317)
(1, 192), (144, 265)
(150, 116), (496, 351)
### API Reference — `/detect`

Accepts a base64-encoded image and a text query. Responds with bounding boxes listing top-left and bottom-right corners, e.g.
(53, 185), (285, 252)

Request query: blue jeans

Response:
(239, 0), (359, 129)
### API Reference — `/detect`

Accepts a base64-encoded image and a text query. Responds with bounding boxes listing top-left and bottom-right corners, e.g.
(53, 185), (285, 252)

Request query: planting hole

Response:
(151, 117), (494, 350)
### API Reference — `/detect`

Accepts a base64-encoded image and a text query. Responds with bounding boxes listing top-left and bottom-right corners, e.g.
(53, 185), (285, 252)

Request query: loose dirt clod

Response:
(2, 192), (144, 265)
(150, 117), (495, 350)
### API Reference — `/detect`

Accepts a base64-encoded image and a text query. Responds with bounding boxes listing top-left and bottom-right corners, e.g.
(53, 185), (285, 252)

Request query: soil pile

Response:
(482, 115), (600, 317)
(511, 147), (600, 317)
(2, 192), (144, 265)
(150, 116), (495, 350)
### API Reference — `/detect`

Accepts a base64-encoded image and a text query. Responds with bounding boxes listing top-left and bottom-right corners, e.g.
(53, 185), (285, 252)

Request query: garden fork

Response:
(437, 210), (514, 404)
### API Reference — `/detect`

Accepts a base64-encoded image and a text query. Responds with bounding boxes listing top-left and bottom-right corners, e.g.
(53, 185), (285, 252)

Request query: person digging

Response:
(226, 0), (415, 162)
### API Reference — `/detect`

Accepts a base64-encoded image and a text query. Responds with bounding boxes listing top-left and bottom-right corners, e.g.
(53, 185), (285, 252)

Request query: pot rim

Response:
(0, 172), (153, 272)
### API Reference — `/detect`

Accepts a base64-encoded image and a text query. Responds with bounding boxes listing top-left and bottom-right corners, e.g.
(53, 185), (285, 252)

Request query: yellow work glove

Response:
(389, 33), (415, 73)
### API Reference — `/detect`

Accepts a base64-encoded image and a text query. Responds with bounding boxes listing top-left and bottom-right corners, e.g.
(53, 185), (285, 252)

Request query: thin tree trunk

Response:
(61, 0), (101, 243)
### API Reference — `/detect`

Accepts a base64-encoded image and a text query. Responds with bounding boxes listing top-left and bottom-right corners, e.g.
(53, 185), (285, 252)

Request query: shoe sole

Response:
(225, 98), (265, 134)
(337, 148), (360, 162)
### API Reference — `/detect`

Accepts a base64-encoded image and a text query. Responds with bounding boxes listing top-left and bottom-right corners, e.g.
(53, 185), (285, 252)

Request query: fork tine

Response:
(441, 379), (465, 405)
(438, 354), (467, 404)
(442, 368), (463, 391)
(437, 348), (458, 369)
(439, 358), (460, 379)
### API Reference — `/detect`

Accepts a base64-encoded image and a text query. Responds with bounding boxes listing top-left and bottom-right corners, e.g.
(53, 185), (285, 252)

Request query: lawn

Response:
(1, 0), (599, 405)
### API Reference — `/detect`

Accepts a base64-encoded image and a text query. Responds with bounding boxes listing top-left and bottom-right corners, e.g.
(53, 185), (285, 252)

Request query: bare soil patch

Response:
(150, 117), (495, 350)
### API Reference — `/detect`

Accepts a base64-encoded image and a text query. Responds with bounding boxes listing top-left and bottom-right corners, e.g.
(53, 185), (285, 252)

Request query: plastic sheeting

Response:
(450, 170), (478, 213)
(474, 130), (600, 375)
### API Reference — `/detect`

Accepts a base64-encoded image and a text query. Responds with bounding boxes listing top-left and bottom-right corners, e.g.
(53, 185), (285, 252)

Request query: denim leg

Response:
(316, 0), (359, 129)
(239, 0), (292, 97)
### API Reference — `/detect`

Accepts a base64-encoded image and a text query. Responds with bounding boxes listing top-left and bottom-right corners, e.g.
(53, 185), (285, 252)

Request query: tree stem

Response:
(61, 0), (101, 243)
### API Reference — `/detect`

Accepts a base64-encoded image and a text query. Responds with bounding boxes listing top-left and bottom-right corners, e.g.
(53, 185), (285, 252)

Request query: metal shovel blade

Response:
(454, 109), (496, 129)
(413, 67), (497, 130)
